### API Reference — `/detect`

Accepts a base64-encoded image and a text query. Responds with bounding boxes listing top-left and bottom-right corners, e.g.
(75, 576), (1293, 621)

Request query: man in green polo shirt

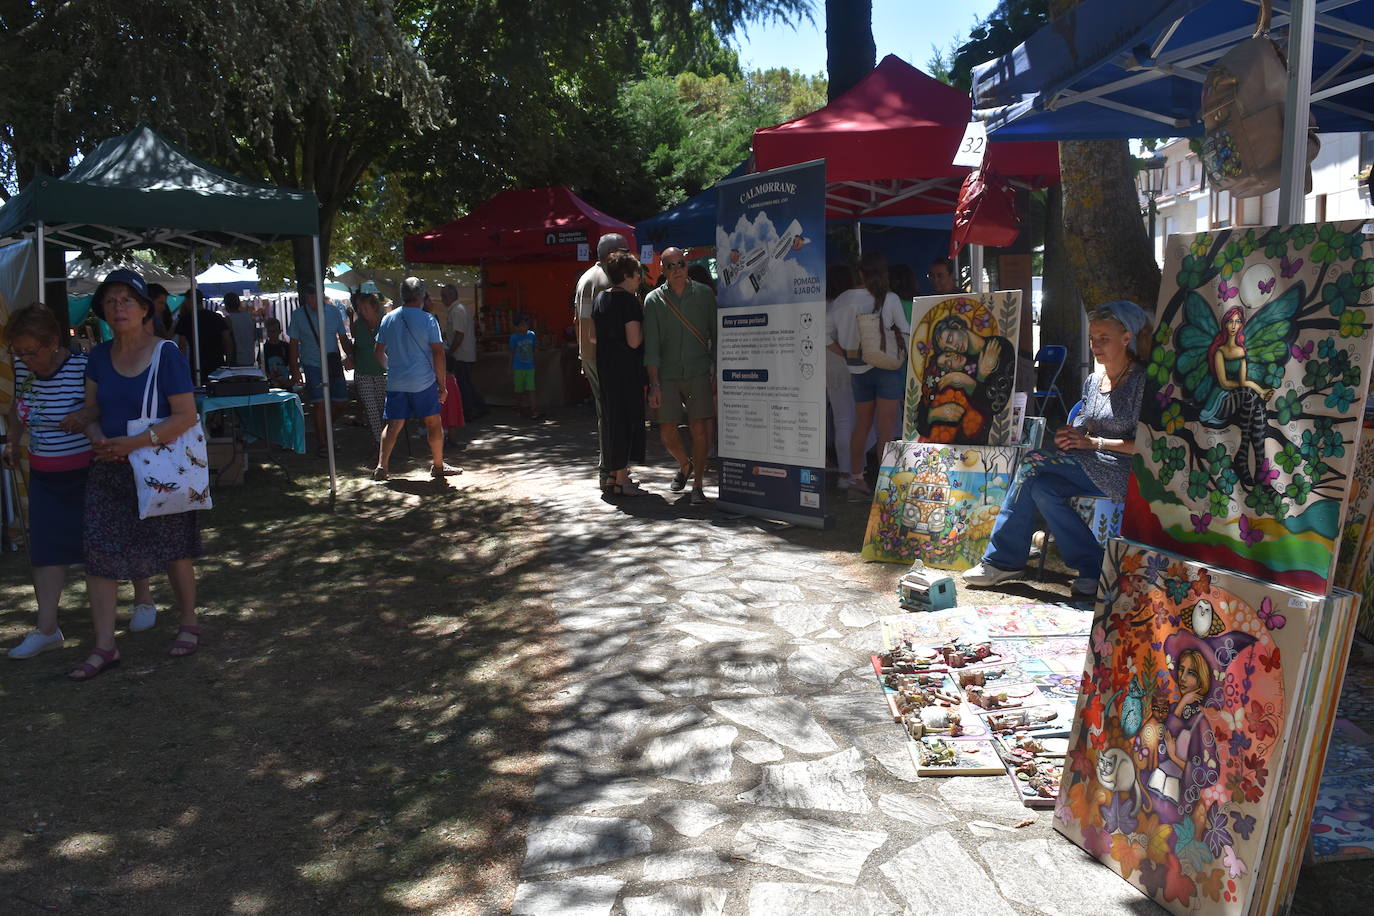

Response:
(644, 247), (716, 505)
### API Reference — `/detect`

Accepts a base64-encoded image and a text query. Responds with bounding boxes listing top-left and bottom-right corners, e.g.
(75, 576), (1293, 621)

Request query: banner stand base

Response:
(714, 500), (833, 530)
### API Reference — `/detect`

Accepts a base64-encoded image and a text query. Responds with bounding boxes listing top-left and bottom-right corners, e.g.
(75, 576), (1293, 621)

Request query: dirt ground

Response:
(0, 420), (563, 915)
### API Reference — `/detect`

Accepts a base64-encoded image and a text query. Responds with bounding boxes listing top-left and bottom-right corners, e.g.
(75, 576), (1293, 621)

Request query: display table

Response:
(196, 390), (306, 454)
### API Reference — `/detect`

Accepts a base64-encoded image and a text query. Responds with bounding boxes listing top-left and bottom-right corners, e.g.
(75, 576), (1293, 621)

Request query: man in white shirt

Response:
(574, 232), (629, 487)
(443, 284), (486, 419)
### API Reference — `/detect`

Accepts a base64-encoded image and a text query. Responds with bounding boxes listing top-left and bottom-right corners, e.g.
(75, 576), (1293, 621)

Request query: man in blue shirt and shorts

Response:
(371, 277), (462, 480)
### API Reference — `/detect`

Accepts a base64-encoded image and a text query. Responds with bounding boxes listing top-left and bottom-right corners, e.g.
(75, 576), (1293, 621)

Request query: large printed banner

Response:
(715, 160), (828, 526)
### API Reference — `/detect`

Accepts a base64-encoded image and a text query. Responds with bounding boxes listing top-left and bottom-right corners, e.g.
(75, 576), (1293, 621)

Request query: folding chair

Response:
(1031, 344), (1068, 425)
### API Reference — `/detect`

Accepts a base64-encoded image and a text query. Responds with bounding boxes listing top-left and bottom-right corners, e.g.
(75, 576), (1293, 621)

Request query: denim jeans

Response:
(981, 449), (1106, 576)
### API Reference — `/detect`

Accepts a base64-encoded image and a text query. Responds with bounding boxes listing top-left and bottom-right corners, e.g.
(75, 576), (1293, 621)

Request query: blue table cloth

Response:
(196, 390), (306, 454)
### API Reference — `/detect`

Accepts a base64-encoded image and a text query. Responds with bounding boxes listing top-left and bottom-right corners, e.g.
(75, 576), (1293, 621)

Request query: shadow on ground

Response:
(0, 417), (564, 915)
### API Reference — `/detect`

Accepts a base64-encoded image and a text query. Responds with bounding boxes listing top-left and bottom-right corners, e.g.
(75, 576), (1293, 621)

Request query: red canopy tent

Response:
(404, 186), (638, 408)
(404, 186), (636, 264)
(752, 55), (1059, 219)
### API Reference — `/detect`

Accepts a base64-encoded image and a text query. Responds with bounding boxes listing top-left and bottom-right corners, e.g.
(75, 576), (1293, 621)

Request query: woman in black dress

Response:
(593, 251), (647, 496)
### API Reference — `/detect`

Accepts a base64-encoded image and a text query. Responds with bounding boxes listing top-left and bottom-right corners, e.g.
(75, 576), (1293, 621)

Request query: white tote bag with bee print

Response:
(127, 340), (213, 519)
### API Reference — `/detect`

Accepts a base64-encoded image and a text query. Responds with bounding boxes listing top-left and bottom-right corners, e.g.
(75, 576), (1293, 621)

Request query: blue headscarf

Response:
(1094, 299), (1150, 354)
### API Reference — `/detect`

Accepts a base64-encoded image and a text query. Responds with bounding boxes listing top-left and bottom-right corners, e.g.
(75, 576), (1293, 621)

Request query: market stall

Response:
(404, 186), (637, 408)
(0, 126), (340, 493)
(961, 2), (1374, 911)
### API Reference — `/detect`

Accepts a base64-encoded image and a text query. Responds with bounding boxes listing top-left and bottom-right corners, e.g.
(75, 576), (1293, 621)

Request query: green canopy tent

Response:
(0, 126), (341, 494)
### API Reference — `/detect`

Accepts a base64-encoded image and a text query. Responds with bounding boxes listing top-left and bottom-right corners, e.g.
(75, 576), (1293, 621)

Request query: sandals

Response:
(607, 481), (648, 497)
(69, 646), (121, 681)
(169, 625), (202, 658)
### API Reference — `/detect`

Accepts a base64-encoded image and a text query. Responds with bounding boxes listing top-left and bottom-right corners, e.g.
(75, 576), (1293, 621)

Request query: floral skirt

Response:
(84, 460), (202, 580)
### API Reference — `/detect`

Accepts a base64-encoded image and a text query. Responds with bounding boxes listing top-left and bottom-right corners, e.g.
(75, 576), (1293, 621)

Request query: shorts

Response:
(656, 374), (714, 424)
(384, 384), (442, 420)
(513, 367), (536, 392)
(850, 366), (906, 403)
(304, 364), (349, 404)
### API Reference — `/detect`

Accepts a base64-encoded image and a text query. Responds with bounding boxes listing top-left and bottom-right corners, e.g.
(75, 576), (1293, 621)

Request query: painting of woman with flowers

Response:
(1055, 540), (1317, 916)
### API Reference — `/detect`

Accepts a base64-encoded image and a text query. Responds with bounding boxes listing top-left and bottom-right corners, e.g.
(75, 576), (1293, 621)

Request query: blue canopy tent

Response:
(638, 162), (751, 252)
(972, 0), (1367, 220)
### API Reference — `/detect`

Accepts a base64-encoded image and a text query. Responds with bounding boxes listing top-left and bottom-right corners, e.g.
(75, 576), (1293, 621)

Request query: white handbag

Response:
(126, 340), (213, 519)
(856, 306), (905, 370)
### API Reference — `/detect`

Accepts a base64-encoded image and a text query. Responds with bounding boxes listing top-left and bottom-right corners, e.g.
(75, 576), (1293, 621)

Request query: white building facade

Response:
(1147, 133), (1373, 260)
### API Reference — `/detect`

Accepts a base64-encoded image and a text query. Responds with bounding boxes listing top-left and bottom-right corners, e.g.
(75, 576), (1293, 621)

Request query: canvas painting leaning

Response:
(904, 290), (1021, 445)
(1124, 222), (1374, 594)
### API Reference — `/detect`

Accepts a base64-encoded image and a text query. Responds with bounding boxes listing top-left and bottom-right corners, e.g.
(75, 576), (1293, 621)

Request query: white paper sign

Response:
(577, 243), (590, 261)
(952, 120), (988, 168)
(640, 244), (654, 263)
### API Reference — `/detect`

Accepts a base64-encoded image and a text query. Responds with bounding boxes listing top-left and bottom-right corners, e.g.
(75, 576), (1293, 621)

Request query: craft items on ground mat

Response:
(1124, 222), (1374, 594)
(1054, 538), (1359, 916)
(873, 607), (1090, 806)
(861, 441), (1023, 566)
(904, 290), (1021, 445)
(877, 604), (1093, 649)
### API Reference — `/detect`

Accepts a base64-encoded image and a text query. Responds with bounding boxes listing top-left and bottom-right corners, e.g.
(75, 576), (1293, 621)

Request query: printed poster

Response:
(715, 161), (828, 526)
(1123, 223), (1374, 594)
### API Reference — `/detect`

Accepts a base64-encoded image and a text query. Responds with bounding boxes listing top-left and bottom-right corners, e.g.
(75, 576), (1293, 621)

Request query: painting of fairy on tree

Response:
(1123, 222), (1374, 594)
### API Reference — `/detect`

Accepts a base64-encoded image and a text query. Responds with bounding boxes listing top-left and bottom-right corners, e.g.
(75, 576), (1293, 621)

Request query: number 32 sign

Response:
(952, 120), (988, 168)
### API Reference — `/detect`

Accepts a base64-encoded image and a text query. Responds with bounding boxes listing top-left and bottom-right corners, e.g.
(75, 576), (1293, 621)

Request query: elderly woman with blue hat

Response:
(66, 269), (204, 680)
(965, 300), (1152, 597)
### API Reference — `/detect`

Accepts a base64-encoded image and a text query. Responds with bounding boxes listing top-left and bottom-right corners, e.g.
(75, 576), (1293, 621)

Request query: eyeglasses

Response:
(663, 261), (687, 269)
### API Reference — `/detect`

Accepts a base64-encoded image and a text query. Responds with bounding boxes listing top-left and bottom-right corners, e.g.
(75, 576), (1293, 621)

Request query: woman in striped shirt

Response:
(4, 304), (157, 659)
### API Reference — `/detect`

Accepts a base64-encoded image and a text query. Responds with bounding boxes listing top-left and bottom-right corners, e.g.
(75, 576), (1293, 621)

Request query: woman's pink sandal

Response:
(169, 625), (201, 658)
(69, 646), (121, 681)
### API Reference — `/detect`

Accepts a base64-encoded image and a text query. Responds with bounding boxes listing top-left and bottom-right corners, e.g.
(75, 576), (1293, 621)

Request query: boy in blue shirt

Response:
(510, 315), (539, 419)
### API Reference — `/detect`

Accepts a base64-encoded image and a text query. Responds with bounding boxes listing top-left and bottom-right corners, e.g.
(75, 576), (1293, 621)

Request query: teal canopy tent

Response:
(0, 126), (344, 494)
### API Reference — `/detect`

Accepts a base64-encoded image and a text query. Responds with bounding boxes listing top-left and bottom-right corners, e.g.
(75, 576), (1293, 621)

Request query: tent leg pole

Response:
(1279, 0), (1315, 224)
(190, 251), (202, 384)
(36, 221), (46, 306)
(854, 222), (862, 256)
(314, 237), (336, 498)
(970, 244), (985, 292)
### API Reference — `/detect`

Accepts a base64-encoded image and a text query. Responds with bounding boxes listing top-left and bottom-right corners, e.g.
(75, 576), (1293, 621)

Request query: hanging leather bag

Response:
(1200, 0), (1319, 197)
(949, 167), (1021, 261)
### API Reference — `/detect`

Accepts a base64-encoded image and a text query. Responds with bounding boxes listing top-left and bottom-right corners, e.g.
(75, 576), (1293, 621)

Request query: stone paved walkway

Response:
(494, 424), (1168, 916)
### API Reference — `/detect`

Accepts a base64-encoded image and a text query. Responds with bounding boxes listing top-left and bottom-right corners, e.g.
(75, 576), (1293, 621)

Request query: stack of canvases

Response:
(860, 290), (1025, 566)
(1054, 222), (1374, 915)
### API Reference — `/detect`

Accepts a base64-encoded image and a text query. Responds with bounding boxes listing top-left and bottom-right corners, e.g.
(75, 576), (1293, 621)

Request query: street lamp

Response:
(1135, 153), (1168, 243)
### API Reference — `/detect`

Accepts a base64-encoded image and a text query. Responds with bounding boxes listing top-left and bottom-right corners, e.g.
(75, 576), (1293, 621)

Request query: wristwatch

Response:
(148, 427), (162, 447)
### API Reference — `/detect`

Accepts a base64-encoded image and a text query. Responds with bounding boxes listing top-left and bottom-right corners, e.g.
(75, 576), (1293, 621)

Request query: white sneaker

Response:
(8, 628), (65, 658)
(130, 604), (158, 632)
(1071, 577), (1099, 598)
(963, 563), (1024, 587)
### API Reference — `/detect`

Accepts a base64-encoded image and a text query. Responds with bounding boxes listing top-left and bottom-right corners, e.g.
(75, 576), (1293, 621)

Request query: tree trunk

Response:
(1059, 139), (1160, 313)
(825, 0), (875, 101)
(1040, 182), (1084, 409)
